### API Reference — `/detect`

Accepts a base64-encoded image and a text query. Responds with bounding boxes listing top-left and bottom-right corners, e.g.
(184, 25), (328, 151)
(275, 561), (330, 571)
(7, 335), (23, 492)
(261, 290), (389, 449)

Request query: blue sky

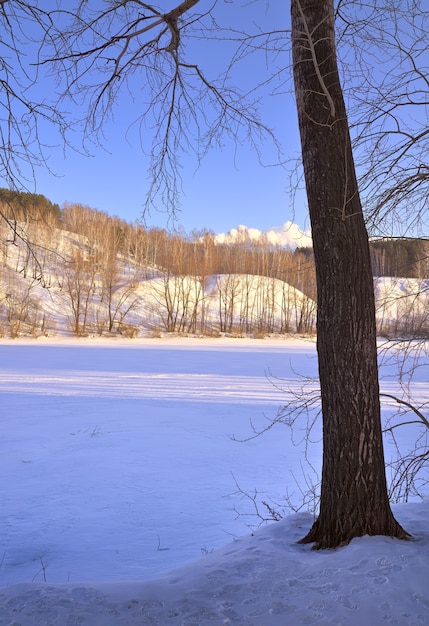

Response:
(4, 2), (428, 239)
(29, 1), (308, 235)
(35, 114), (307, 235)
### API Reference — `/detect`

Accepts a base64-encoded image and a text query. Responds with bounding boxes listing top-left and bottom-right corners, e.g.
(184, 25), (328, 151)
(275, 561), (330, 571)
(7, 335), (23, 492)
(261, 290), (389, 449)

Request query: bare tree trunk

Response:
(291, 0), (408, 548)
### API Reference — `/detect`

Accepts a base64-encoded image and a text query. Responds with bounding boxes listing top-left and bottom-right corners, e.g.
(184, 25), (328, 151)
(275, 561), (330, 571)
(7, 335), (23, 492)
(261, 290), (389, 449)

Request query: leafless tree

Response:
(334, 2), (429, 238)
(63, 249), (96, 336)
(291, 0), (408, 547)
(0, 0), (69, 277)
(43, 0), (273, 220)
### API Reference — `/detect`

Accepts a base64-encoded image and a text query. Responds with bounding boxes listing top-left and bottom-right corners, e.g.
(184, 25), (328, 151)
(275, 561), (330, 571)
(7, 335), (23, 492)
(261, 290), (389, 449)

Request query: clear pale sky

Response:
(30, 1), (309, 235)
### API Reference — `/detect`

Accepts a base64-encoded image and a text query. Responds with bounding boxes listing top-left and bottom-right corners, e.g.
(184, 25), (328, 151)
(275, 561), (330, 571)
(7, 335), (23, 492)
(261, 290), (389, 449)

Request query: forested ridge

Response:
(0, 191), (428, 339)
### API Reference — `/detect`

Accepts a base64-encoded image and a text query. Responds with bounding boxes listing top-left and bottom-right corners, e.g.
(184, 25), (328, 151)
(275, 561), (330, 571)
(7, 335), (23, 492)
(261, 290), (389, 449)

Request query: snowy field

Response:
(1, 336), (429, 625)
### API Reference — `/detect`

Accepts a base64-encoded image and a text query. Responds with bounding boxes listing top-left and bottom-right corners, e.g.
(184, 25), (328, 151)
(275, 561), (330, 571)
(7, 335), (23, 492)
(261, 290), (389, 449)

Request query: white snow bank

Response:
(1, 500), (428, 625)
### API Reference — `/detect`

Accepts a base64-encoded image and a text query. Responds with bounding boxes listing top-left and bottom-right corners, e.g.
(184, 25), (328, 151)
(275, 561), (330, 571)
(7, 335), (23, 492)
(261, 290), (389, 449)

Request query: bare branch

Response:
(296, 0), (336, 118)
(381, 392), (429, 429)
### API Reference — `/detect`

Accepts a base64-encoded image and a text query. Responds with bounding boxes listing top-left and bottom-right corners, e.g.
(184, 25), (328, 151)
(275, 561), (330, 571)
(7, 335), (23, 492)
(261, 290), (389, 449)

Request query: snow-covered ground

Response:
(0, 336), (428, 625)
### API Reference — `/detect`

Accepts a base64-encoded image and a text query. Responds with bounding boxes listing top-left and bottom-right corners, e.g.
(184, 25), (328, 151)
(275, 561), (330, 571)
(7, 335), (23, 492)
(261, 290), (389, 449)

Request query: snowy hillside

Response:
(375, 276), (429, 336)
(0, 223), (317, 337)
(0, 221), (428, 339)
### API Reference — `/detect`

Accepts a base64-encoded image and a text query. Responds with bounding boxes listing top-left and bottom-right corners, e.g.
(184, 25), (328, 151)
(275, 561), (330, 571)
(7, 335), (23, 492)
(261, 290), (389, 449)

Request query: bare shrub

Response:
(382, 393), (429, 503)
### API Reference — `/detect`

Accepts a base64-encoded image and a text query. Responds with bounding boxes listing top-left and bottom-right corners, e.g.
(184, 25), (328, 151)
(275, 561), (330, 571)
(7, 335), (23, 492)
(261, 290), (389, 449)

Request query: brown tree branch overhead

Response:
(164, 0), (201, 22)
(164, 0), (201, 51)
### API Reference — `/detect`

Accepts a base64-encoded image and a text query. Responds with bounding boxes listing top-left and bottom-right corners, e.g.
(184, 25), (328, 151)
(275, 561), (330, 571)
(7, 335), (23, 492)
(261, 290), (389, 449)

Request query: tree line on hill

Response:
(1, 189), (428, 279)
(0, 192), (427, 338)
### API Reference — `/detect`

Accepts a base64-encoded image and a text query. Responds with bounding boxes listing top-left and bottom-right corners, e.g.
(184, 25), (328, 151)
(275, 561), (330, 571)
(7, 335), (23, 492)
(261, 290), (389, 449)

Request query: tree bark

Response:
(291, 0), (409, 548)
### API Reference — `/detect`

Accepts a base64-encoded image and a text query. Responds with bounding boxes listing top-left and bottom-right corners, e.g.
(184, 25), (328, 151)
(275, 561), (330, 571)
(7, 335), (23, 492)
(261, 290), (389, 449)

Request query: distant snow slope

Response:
(374, 276), (429, 335)
(214, 221), (312, 248)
